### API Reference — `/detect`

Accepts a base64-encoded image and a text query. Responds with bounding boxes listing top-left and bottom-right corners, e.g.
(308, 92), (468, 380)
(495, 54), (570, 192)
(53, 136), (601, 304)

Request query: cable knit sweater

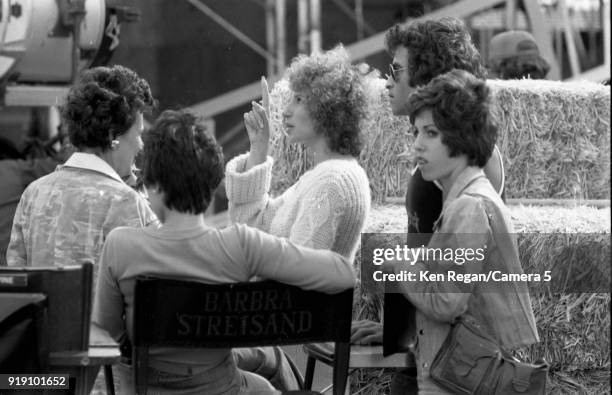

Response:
(225, 153), (371, 260)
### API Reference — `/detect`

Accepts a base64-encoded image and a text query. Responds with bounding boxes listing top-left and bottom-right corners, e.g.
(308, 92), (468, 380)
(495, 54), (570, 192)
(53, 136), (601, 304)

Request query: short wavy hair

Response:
(407, 69), (497, 167)
(61, 65), (155, 151)
(385, 17), (487, 87)
(285, 45), (366, 157)
(142, 110), (224, 214)
(491, 54), (550, 79)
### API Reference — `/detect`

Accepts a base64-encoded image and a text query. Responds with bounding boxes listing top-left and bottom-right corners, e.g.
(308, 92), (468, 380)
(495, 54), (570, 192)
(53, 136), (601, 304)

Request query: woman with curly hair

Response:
(225, 45), (370, 261)
(224, 45), (371, 390)
(7, 65), (157, 272)
(391, 69), (538, 394)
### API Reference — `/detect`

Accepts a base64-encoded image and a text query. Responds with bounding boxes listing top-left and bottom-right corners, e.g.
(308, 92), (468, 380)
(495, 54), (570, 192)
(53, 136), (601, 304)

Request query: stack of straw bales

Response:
(267, 74), (610, 202)
(352, 204), (610, 394)
(488, 79), (610, 200)
(264, 69), (610, 393)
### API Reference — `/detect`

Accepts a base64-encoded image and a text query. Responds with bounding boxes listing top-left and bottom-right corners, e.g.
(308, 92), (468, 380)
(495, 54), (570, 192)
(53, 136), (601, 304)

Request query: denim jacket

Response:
(393, 166), (539, 393)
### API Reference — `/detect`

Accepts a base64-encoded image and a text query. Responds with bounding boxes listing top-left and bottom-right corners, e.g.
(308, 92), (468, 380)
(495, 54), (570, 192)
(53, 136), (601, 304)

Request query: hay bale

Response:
(351, 204), (610, 393)
(266, 77), (610, 202)
(520, 293), (610, 372)
(510, 205), (611, 233)
(350, 368), (394, 395)
(547, 369), (611, 394)
(364, 203), (611, 234)
(489, 79), (610, 200)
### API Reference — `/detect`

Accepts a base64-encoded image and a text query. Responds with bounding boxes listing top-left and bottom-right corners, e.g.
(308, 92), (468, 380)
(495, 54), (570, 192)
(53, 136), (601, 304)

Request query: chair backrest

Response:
(0, 293), (48, 371)
(133, 276), (353, 395)
(0, 263), (93, 352)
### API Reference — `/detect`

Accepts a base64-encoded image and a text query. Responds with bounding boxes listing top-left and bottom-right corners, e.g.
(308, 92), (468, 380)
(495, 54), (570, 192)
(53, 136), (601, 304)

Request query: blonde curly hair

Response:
(285, 45), (366, 157)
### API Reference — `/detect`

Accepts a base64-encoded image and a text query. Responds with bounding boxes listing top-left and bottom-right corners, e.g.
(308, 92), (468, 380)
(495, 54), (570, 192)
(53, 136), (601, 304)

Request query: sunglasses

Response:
(387, 64), (408, 82)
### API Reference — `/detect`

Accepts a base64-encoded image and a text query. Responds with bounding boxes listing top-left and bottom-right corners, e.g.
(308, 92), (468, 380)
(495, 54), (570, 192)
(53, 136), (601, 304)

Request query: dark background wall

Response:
(0, 1), (603, 155)
(108, 0), (606, 159)
(109, 0), (431, 159)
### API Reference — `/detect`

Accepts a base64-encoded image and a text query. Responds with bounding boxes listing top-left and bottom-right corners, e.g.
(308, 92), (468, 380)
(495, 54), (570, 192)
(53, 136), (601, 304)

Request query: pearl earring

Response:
(111, 140), (120, 149)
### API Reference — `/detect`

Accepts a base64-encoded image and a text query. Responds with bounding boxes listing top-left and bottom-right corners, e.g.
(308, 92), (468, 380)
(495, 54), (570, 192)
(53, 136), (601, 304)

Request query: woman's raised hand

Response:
(245, 77), (271, 169)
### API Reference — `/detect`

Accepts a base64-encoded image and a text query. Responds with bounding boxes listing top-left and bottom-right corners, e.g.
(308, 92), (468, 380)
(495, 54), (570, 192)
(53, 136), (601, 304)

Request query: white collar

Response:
(61, 152), (125, 184)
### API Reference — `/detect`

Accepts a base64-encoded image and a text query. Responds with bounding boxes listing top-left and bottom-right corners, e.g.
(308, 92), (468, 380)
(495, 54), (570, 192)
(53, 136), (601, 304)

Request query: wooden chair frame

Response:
(0, 264), (116, 395)
(0, 263), (93, 352)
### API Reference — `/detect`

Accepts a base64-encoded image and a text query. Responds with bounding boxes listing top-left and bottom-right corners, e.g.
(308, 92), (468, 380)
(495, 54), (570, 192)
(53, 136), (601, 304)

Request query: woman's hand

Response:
(245, 77), (271, 170)
(351, 319), (383, 345)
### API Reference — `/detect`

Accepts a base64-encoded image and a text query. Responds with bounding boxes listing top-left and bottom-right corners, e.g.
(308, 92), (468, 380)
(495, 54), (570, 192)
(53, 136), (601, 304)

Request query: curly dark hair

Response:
(285, 45), (366, 157)
(142, 110), (224, 214)
(385, 17), (487, 87)
(407, 69), (497, 167)
(61, 65), (155, 151)
(491, 54), (550, 79)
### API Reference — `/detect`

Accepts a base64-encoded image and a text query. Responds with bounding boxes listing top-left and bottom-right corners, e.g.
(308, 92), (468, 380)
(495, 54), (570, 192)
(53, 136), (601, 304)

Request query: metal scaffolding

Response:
(185, 0), (610, 120)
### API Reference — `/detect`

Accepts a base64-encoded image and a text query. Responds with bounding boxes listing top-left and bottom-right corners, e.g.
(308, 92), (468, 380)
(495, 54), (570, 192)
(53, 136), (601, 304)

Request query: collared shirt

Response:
(394, 166), (538, 391)
(7, 153), (157, 276)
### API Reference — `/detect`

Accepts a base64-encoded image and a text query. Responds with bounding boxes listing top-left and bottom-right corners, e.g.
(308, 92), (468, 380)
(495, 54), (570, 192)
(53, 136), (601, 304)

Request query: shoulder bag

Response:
(430, 318), (548, 394)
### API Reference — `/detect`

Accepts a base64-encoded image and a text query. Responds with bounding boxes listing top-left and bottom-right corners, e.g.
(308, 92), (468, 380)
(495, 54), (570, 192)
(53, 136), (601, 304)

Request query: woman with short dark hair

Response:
(391, 69), (539, 394)
(93, 109), (356, 394)
(7, 65), (157, 273)
(407, 70), (497, 169)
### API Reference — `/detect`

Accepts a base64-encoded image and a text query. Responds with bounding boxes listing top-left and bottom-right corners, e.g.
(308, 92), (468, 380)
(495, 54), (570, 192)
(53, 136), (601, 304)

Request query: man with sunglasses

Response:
(385, 17), (505, 238)
(350, 17), (505, 394)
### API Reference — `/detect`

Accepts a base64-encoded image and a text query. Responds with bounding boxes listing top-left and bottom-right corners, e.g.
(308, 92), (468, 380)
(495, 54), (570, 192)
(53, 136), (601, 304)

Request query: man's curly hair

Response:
(285, 45), (366, 157)
(407, 69), (497, 167)
(385, 17), (487, 87)
(61, 65), (155, 151)
(142, 110), (224, 214)
(491, 54), (550, 79)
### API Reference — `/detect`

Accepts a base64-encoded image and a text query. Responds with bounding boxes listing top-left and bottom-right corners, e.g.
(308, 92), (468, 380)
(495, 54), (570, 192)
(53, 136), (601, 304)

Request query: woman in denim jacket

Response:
(389, 69), (539, 394)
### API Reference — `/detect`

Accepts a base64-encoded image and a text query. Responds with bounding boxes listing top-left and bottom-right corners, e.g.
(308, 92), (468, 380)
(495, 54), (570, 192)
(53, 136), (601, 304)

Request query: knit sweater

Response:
(225, 153), (371, 260)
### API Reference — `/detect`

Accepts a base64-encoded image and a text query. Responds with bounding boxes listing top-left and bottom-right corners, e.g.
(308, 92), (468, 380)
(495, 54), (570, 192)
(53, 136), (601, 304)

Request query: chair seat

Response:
(303, 343), (413, 369)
